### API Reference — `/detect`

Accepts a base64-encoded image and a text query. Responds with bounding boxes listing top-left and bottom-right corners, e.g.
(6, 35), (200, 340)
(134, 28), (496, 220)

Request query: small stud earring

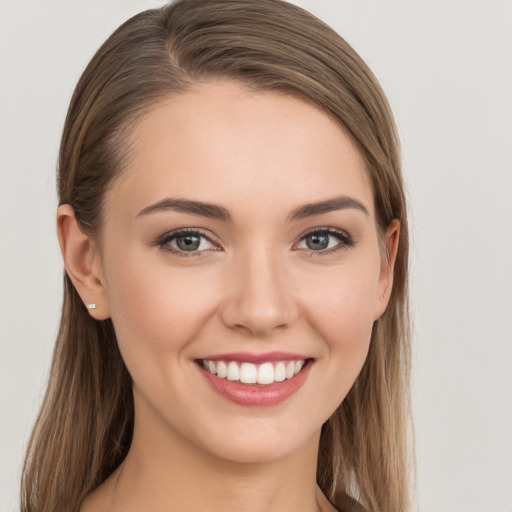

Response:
(87, 303), (97, 310)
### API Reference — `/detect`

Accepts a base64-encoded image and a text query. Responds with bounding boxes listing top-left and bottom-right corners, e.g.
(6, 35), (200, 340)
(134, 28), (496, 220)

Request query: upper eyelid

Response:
(297, 226), (351, 239)
(159, 228), (216, 241)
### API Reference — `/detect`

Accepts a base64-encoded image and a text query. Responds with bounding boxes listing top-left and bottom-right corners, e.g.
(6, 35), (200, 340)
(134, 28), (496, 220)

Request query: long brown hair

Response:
(21, 1), (412, 511)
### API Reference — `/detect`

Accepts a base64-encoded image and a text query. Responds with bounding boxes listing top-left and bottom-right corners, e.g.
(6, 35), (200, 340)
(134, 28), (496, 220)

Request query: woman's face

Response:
(96, 81), (396, 464)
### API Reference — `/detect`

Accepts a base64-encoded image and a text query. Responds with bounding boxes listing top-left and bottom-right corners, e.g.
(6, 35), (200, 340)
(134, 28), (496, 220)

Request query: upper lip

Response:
(198, 351), (311, 364)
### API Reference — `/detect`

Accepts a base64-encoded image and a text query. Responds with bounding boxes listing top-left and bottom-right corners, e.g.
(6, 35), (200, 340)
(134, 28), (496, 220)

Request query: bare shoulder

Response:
(79, 473), (117, 512)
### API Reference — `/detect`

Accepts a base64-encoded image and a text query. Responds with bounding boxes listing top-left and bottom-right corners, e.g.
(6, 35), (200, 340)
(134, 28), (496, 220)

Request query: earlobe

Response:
(374, 219), (400, 320)
(56, 205), (110, 320)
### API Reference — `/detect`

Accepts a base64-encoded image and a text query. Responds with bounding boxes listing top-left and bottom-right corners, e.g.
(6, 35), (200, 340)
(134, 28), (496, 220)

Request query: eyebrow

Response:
(137, 198), (232, 221)
(288, 195), (369, 220)
(136, 195), (369, 222)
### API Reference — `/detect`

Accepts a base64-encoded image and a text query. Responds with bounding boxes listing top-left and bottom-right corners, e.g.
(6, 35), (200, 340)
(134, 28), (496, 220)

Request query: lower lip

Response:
(198, 360), (312, 407)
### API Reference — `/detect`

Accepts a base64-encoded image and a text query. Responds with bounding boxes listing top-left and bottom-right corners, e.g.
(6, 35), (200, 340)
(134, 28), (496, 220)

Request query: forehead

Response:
(106, 80), (374, 220)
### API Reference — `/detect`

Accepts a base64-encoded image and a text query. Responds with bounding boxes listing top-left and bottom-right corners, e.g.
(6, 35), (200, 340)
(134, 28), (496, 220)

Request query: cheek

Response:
(102, 250), (218, 366)
(299, 255), (380, 397)
(305, 259), (380, 341)
(288, 263), (379, 425)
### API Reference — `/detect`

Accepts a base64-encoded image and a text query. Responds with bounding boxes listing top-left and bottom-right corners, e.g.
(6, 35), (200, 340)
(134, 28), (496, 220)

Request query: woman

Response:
(21, 1), (412, 511)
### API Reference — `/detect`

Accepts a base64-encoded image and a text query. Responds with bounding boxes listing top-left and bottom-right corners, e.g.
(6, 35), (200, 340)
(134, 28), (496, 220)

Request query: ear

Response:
(373, 219), (400, 320)
(57, 204), (110, 320)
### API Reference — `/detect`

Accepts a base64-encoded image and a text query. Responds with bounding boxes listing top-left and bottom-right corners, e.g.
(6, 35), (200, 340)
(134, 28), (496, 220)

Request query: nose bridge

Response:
(220, 242), (296, 336)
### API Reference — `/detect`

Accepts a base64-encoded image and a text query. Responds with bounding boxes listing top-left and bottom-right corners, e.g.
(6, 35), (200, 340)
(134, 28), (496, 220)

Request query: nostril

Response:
(220, 297), (298, 337)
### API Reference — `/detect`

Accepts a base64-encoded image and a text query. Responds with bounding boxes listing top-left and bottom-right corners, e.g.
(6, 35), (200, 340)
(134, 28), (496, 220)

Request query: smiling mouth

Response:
(197, 358), (311, 386)
(196, 356), (313, 406)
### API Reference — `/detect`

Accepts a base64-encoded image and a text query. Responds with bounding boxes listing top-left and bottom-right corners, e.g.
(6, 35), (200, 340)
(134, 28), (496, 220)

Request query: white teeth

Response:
(227, 361), (240, 381)
(274, 362), (286, 382)
(240, 363), (258, 384)
(257, 362), (274, 385)
(216, 360), (227, 379)
(202, 358), (307, 385)
(285, 361), (295, 379)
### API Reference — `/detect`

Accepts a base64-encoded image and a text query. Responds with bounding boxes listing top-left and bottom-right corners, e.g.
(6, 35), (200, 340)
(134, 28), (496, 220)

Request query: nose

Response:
(219, 246), (298, 337)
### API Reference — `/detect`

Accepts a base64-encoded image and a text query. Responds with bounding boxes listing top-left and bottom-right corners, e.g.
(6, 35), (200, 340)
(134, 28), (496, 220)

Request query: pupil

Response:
(177, 235), (200, 251)
(306, 233), (329, 250)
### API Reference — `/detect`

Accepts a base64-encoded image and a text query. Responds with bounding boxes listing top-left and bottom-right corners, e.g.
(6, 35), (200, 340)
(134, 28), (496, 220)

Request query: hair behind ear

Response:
(21, 275), (133, 512)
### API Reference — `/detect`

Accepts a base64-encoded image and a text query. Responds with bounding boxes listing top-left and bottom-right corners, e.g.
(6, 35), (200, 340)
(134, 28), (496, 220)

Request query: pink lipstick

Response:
(196, 353), (312, 406)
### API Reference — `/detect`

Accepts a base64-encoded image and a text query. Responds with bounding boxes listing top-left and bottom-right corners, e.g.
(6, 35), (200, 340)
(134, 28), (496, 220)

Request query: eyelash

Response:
(156, 228), (220, 258)
(156, 227), (355, 257)
(294, 227), (355, 255)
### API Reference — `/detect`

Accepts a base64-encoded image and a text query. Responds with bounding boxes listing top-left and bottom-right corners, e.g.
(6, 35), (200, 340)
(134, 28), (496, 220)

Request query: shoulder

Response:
(79, 474), (116, 512)
(334, 491), (369, 512)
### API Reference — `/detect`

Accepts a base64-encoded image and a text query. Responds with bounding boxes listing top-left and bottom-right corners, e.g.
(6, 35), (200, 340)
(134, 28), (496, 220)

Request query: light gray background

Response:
(1, 1), (511, 511)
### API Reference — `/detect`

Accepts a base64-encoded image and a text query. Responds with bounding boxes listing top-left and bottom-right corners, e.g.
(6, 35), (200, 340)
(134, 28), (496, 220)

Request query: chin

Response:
(185, 415), (321, 466)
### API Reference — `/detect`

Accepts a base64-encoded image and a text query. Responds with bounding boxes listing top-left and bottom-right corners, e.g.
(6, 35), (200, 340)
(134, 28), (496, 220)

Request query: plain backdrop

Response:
(1, 1), (511, 511)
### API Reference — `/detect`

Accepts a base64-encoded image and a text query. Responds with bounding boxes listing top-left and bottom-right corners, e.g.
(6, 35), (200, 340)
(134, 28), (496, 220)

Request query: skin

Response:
(58, 81), (399, 512)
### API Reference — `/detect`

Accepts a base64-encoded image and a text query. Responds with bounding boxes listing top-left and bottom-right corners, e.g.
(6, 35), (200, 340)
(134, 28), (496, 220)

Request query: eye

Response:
(295, 228), (354, 253)
(158, 229), (219, 256)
